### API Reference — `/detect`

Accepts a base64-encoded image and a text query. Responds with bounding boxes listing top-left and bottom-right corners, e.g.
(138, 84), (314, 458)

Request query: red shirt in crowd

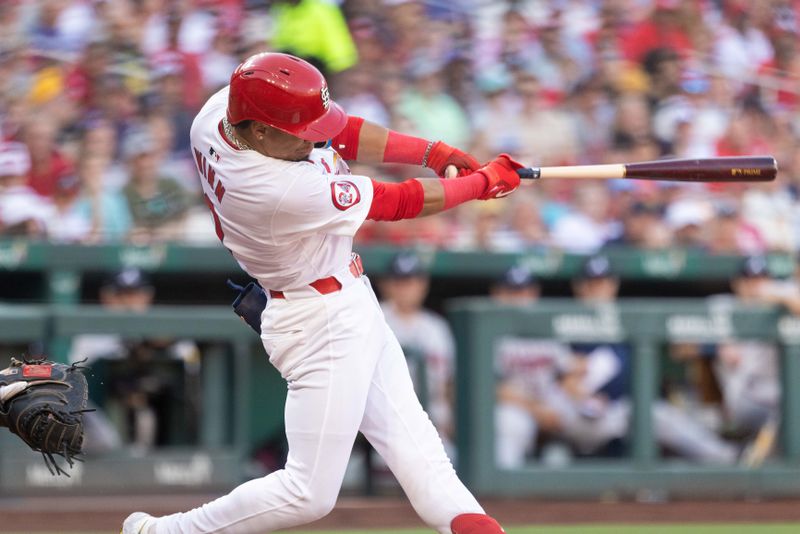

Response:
(26, 150), (74, 198)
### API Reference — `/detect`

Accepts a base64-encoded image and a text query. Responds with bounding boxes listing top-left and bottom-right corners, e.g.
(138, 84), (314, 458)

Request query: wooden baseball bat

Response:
(516, 156), (777, 183)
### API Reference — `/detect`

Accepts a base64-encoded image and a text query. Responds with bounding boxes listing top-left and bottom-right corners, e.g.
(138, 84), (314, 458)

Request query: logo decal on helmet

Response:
(330, 180), (361, 210)
(320, 86), (330, 110)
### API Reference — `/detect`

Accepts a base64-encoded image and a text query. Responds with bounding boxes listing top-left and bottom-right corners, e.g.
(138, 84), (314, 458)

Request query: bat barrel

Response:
(624, 156), (777, 182)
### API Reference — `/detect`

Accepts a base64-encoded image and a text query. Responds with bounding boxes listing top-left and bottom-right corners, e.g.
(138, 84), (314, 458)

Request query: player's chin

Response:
(286, 146), (313, 161)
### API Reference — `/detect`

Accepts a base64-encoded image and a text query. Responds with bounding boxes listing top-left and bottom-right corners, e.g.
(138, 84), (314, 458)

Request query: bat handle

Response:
(516, 167), (541, 180)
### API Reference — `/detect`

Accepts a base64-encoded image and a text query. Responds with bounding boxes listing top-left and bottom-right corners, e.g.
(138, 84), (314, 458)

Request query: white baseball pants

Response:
(149, 276), (483, 533)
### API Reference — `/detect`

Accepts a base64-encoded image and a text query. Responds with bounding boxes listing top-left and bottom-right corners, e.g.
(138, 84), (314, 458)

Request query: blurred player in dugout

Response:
(379, 252), (457, 455)
(671, 256), (787, 465)
(69, 268), (200, 452)
(492, 257), (739, 469)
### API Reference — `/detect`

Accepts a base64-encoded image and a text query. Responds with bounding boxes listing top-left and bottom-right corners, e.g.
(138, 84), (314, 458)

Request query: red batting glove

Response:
(476, 154), (524, 200)
(425, 141), (481, 178)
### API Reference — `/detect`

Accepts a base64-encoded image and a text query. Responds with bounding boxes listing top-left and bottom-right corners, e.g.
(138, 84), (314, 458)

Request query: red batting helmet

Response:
(227, 53), (346, 142)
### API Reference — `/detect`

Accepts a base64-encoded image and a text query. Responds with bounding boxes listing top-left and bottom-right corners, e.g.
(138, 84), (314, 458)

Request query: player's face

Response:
(732, 276), (771, 300)
(382, 276), (429, 312)
(254, 124), (314, 162)
(573, 277), (619, 302)
(489, 285), (540, 305)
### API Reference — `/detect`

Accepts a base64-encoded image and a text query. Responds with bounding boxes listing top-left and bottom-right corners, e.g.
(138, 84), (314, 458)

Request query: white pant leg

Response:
(150, 282), (384, 533)
(359, 321), (484, 534)
(494, 402), (538, 469)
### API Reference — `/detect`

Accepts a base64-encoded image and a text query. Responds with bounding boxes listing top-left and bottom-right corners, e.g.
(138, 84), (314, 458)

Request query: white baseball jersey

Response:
(189, 87), (375, 290)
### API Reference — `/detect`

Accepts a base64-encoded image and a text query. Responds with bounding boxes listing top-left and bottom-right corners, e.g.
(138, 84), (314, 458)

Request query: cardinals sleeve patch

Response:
(330, 181), (361, 211)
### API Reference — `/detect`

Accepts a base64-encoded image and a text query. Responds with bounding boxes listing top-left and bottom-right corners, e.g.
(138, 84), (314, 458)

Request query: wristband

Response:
(421, 141), (434, 167)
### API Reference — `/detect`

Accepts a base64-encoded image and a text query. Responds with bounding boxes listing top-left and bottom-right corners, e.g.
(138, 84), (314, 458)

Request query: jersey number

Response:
(203, 193), (224, 242)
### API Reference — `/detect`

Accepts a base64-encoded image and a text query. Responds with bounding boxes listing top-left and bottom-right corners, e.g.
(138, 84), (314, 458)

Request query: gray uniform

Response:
(494, 337), (738, 468)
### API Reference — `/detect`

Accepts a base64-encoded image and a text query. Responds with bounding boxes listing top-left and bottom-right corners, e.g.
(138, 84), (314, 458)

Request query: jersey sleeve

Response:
(271, 164), (374, 242)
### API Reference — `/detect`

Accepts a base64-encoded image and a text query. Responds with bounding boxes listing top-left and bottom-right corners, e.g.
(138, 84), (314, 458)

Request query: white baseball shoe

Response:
(121, 511), (156, 534)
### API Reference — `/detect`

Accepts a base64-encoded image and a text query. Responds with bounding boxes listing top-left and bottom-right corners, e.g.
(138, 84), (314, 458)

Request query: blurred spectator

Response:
(567, 75), (614, 164)
(73, 152), (132, 242)
(378, 252), (456, 452)
(0, 141), (49, 237)
(200, 29), (240, 94)
(148, 9), (205, 112)
(336, 66), (391, 127)
(605, 200), (671, 249)
(664, 194), (714, 249)
(121, 128), (191, 243)
(550, 183), (618, 254)
(705, 200), (766, 255)
(622, 0), (693, 63)
(0, 0), (796, 252)
(714, 1), (774, 84)
(741, 176), (796, 252)
(23, 118), (75, 198)
(397, 56), (471, 148)
(509, 71), (578, 165)
(45, 173), (92, 243)
(270, 0), (358, 74)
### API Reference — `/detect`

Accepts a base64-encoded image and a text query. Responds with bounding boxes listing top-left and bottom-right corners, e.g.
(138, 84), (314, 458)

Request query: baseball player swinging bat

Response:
(514, 156), (778, 183)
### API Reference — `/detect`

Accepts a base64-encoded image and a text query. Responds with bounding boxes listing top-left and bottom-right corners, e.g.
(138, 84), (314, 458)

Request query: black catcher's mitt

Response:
(0, 357), (91, 475)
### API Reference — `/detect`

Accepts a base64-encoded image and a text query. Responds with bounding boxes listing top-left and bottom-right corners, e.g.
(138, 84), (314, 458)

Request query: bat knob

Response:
(516, 168), (540, 180)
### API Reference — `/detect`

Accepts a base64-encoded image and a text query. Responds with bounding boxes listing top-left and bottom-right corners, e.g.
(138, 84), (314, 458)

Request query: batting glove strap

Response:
(426, 141), (481, 177)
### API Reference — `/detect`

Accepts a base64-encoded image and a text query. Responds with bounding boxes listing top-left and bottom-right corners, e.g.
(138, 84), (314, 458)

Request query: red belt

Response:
(269, 254), (364, 299)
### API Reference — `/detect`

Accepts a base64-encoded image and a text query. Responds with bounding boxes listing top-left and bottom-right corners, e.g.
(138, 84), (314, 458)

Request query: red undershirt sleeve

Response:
(330, 116), (364, 160)
(367, 173), (489, 222)
(441, 173), (487, 209)
(383, 131), (429, 165)
(367, 179), (424, 221)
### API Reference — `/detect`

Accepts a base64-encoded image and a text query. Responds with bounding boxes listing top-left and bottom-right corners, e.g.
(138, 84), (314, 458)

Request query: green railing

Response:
(0, 240), (794, 304)
(449, 299), (800, 498)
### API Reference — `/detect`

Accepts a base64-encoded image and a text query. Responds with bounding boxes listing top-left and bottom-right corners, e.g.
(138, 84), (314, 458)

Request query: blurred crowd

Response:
(0, 0), (799, 254)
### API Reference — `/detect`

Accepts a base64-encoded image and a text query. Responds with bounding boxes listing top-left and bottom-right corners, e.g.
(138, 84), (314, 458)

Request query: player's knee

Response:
(450, 513), (505, 534)
(297, 492), (337, 523)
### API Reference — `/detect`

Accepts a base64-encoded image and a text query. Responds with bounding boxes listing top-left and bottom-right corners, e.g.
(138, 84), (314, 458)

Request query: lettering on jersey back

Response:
(194, 148), (226, 202)
(194, 147), (226, 241)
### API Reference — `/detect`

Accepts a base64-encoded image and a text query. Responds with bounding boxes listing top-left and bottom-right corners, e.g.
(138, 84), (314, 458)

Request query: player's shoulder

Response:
(417, 309), (450, 331)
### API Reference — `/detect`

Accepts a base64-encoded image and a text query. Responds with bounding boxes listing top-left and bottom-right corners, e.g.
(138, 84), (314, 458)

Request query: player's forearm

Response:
(418, 175), (488, 216)
(367, 173), (488, 221)
(330, 116), (431, 165)
(355, 120), (390, 164)
(418, 179), (445, 216)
